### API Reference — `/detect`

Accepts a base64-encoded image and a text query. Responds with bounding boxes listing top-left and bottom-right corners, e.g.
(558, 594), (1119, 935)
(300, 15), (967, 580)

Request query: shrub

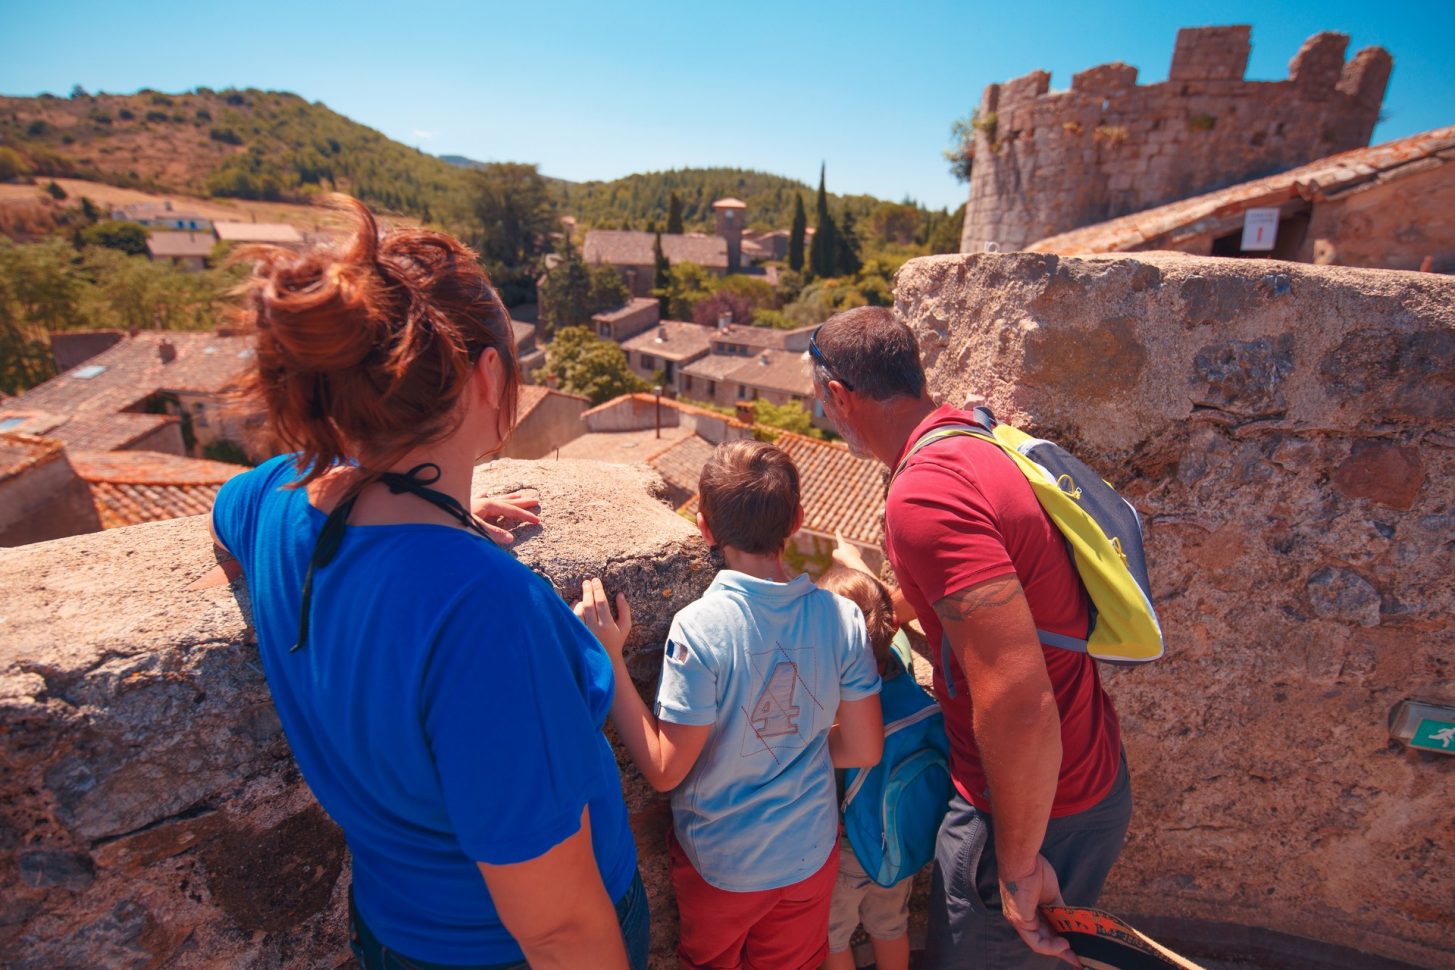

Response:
(117, 108), (134, 121)
(26, 119), (48, 137)
(149, 92), (173, 107)
(80, 220), (148, 255)
(144, 110), (169, 123)
(0, 147), (33, 181)
(195, 108), (212, 122)
(209, 127), (243, 145)
(45, 181), (66, 200)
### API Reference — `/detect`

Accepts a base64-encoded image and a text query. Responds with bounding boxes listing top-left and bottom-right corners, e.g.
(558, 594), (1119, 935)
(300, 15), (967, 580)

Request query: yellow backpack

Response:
(893, 407), (1163, 667)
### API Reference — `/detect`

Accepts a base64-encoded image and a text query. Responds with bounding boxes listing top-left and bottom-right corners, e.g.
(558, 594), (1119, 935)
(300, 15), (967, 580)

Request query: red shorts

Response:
(670, 829), (838, 970)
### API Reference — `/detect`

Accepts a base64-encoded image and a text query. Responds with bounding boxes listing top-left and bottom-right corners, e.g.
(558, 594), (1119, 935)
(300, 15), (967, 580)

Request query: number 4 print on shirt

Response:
(750, 662), (802, 738)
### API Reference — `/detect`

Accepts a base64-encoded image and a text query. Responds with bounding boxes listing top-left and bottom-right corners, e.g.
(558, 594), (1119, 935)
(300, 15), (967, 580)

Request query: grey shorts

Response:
(924, 752), (1133, 970)
(827, 837), (914, 952)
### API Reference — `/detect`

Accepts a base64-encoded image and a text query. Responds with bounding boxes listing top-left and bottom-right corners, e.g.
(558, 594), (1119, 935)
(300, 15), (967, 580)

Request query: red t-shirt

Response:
(885, 405), (1121, 818)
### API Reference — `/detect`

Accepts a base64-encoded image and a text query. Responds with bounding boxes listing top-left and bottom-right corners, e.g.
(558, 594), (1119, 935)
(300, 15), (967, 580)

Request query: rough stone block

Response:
(893, 251), (1454, 967)
(1072, 62), (1138, 97)
(1169, 25), (1252, 81)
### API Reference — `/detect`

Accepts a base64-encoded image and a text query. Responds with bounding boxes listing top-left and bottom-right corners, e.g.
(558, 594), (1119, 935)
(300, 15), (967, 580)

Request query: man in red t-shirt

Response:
(811, 306), (1131, 969)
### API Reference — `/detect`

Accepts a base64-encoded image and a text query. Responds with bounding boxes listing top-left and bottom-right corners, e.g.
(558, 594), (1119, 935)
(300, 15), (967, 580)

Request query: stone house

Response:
(620, 321), (713, 394)
(680, 347), (826, 431)
(583, 231), (728, 297)
(499, 385), (591, 460)
(591, 297), (662, 342)
(1028, 126), (1455, 273)
(511, 319), (546, 378)
(0, 432), (101, 546)
(111, 200), (212, 232)
(146, 231), (215, 270)
(0, 331), (258, 459)
(212, 221), (304, 248)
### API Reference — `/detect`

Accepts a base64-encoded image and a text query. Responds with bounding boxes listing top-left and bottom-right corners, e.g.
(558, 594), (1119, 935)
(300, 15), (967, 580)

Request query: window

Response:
(684, 375), (693, 392)
(74, 365), (107, 379)
(640, 353), (656, 370)
(664, 360), (675, 383)
(707, 381), (716, 397)
(0, 417), (25, 431)
(192, 402), (209, 428)
(737, 384), (747, 400)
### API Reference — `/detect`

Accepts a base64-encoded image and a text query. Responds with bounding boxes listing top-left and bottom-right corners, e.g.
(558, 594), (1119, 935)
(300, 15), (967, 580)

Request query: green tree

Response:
(752, 399), (824, 439)
(80, 221), (148, 256)
(808, 165), (837, 279)
(867, 202), (922, 246)
(926, 203), (965, 254)
(467, 162), (555, 305)
(835, 208), (862, 276)
(0, 147), (32, 182)
(536, 326), (649, 405)
(658, 262), (716, 320)
(788, 193), (806, 272)
(652, 231), (671, 315)
(538, 242), (630, 337)
(666, 192), (684, 234)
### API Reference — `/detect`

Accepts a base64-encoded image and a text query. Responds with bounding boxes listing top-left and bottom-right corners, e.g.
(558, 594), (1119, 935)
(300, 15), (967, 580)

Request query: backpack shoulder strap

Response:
(891, 408), (1001, 485)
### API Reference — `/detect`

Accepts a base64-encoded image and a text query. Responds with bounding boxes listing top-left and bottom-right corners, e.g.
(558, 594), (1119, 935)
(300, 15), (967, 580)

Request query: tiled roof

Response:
(511, 319), (536, 347)
(0, 432), (63, 481)
(712, 197), (748, 209)
(680, 353), (750, 382)
(645, 433), (717, 495)
(1030, 126), (1455, 255)
(583, 231), (728, 269)
(579, 392), (752, 428)
(516, 384), (589, 423)
(554, 424), (697, 463)
(147, 232), (215, 259)
(213, 222), (304, 245)
(69, 449), (247, 529)
(0, 410), (181, 452)
(621, 321), (714, 361)
(592, 297), (661, 323)
(726, 348), (814, 397)
(775, 432), (886, 546)
(712, 324), (815, 351)
(5, 332), (254, 430)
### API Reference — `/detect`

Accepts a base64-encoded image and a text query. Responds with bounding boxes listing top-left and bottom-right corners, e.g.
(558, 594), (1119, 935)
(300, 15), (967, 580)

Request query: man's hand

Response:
(1001, 855), (1081, 968)
(573, 577), (633, 657)
(472, 492), (541, 545)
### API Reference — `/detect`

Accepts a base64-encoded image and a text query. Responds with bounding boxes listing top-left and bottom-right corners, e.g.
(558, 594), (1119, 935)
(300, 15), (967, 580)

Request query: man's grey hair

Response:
(812, 306), (926, 401)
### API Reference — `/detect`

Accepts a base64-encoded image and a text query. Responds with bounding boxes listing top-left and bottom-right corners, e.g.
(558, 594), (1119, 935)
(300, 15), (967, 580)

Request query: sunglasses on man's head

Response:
(809, 327), (854, 392)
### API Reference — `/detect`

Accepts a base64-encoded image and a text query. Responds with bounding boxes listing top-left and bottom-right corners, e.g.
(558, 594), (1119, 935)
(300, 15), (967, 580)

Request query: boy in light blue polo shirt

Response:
(573, 440), (882, 970)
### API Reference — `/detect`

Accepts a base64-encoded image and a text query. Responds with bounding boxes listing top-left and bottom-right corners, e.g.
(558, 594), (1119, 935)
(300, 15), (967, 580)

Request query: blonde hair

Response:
(818, 566), (898, 676)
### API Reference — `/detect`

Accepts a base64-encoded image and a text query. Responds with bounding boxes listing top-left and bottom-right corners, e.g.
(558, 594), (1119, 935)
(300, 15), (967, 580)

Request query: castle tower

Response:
(713, 198), (747, 273)
(959, 26), (1392, 254)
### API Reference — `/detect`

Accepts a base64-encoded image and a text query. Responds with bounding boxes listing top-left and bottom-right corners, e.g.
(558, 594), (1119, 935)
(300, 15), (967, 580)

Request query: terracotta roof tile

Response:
(592, 297), (661, 323)
(621, 321), (715, 361)
(213, 222), (304, 244)
(69, 449), (247, 530)
(645, 434), (716, 494)
(0, 432), (63, 481)
(584, 231), (728, 269)
(147, 232), (215, 259)
(775, 433), (886, 546)
(1030, 126), (1455, 255)
(725, 348), (814, 397)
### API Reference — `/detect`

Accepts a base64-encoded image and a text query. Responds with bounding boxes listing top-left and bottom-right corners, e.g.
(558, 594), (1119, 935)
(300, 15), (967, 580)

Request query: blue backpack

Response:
(841, 632), (952, 888)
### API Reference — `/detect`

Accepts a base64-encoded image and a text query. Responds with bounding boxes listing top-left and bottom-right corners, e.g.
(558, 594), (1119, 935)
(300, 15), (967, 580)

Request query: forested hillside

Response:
(551, 167), (892, 232)
(0, 89), (469, 221)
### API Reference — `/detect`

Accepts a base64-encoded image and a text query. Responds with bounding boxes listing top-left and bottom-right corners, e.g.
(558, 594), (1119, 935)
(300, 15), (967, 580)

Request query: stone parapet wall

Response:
(960, 27), (1392, 253)
(895, 251), (1454, 966)
(0, 459), (713, 969)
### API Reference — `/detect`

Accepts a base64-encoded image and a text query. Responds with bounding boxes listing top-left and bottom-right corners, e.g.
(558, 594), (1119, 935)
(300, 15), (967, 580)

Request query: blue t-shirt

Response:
(212, 455), (637, 964)
(655, 570), (881, 892)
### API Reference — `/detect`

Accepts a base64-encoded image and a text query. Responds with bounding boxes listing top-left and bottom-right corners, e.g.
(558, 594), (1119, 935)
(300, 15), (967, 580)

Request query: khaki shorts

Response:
(827, 837), (913, 952)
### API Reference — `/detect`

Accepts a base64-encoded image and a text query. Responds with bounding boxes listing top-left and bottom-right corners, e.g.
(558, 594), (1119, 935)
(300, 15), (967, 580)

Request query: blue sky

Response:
(2, 0), (1451, 211)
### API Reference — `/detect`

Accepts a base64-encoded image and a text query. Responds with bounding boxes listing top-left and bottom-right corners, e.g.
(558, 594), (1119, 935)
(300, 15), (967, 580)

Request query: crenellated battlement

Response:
(961, 26), (1392, 253)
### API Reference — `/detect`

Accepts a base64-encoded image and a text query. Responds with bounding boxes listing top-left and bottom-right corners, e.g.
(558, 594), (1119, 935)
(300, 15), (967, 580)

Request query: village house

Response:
(0, 432), (101, 547)
(591, 297), (661, 342)
(583, 231), (728, 297)
(620, 320), (713, 394)
(499, 385), (590, 460)
(0, 331), (257, 458)
(511, 319), (546, 378)
(212, 221), (305, 248)
(145, 231), (215, 270)
(679, 346), (826, 431)
(110, 200), (212, 233)
(1028, 126), (1455, 272)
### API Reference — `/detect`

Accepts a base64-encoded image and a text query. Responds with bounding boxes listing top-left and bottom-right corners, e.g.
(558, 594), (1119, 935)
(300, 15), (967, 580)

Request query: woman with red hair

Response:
(209, 197), (646, 969)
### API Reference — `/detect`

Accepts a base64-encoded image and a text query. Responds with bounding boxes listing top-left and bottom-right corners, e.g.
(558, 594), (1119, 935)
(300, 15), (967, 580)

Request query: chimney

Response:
(717, 312), (731, 332)
(656, 325), (668, 341)
(158, 339), (177, 364)
(759, 351), (771, 365)
(735, 401), (755, 424)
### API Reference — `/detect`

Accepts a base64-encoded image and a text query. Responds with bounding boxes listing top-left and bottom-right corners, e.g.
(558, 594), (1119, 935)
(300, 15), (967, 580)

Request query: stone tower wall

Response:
(960, 27), (1392, 253)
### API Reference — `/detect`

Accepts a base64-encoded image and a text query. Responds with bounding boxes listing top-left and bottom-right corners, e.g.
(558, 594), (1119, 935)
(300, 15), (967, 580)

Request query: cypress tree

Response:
(835, 207), (862, 276)
(788, 193), (806, 272)
(653, 232), (671, 296)
(808, 164), (836, 279)
(667, 192), (684, 234)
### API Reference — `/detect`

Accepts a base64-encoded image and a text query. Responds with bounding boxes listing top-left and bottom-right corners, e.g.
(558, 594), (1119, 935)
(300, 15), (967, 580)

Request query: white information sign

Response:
(1240, 207), (1280, 252)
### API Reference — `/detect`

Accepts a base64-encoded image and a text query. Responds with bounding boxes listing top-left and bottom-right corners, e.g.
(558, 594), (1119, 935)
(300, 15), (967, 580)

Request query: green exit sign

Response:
(1411, 718), (1455, 753)
(1390, 701), (1455, 756)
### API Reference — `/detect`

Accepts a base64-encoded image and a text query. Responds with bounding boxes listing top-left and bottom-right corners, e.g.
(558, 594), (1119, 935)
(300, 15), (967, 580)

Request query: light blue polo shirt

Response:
(656, 570), (881, 892)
